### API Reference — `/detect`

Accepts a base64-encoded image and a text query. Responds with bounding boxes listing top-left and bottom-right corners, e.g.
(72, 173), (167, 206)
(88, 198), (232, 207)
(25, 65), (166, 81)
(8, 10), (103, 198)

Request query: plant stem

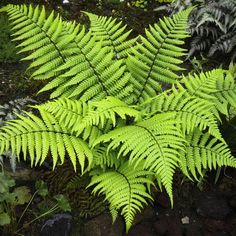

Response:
(16, 190), (38, 227)
(14, 204), (59, 234)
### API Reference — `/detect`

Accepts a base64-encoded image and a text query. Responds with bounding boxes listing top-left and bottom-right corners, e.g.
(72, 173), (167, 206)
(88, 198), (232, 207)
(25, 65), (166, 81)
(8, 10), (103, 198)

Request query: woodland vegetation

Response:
(0, 0), (236, 235)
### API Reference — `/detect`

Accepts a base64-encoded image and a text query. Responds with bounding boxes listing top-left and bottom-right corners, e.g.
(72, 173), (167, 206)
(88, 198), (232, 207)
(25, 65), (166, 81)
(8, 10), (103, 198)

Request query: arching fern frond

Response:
(36, 98), (105, 145)
(84, 12), (137, 59)
(127, 8), (192, 103)
(38, 97), (141, 144)
(88, 161), (154, 232)
(141, 89), (221, 139)
(179, 128), (236, 181)
(5, 4), (75, 81)
(4, 5), (134, 102)
(92, 146), (121, 169)
(180, 69), (236, 116)
(46, 32), (133, 102)
(188, 0), (236, 59)
(82, 96), (141, 128)
(208, 32), (236, 57)
(0, 110), (93, 173)
(94, 112), (185, 204)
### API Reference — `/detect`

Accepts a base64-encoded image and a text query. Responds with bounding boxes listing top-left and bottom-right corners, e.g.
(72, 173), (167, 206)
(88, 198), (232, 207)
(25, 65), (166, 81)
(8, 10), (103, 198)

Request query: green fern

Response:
(180, 128), (236, 180)
(88, 161), (154, 232)
(5, 4), (134, 102)
(0, 110), (93, 173)
(1, 5), (236, 232)
(84, 12), (137, 59)
(180, 69), (236, 116)
(141, 89), (221, 139)
(7, 5), (71, 80)
(127, 8), (192, 103)
(94, 112), (186, 204)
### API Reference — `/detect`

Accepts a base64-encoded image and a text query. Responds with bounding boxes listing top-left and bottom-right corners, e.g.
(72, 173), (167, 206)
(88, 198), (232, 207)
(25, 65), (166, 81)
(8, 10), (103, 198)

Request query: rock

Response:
(181, 216), (190, 225)
(127, 221), (155, 236)
(40, 213), (72, 236)
(82, 213), (124, 236)
(195, 192), (231, 220)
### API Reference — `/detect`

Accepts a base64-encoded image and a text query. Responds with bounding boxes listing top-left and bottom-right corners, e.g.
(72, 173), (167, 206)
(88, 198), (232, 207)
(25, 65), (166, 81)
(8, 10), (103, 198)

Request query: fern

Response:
(142, 89), (222, 139)
(4, 4), (134, 102)
(0, 110), (93, 173)
(88, 161), (154, 232)
(1, 5), (236, 232)
(84, 12), (137, 59)
(188, 0), (236, 59)
(180, 128), (236, 180)
(6, 5), (71, 80)
(94, 112), (186, 204)
(127, 8), (191, 103)
(180, 69), (236, 115)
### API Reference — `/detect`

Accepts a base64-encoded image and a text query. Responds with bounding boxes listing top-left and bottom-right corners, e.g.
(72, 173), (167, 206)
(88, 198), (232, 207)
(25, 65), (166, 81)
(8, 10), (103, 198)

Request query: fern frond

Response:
(187, 35), (212, 59)
(0, 110), (93, 173)
(208, 32), (236, 57)
(188, 0), (236, 59)
(181, 69), (236, 116)
(5, 5), (134, 102)
(36, 98), (105, 145)
(44, 32), (133, 102)
(179, 128), (236, 180)
(94, 112), (185, 204)
(92, 146), (121, 169)
(5, 4), (76, 81)
(84, 12), (137, 58)
(142, 89), (222, 139)
(127, 8), (192, 103)
(82, 96), (141, 128)
(88, 161), (154, 232)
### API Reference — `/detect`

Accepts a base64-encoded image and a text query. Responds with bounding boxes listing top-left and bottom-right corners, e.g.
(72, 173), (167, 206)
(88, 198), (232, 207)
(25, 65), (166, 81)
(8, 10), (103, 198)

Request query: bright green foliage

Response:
(180, 69), (236, 115)
(0, 110), (93, 173)
(1, 4), (236, 232)
(180, 128), (236, 181)
(127, 8), (191, 103)
(5, 4), (133, 102)
(94, 112), (185, 205)
(88, 161), (153, 232)
(84, 12), (137, 59)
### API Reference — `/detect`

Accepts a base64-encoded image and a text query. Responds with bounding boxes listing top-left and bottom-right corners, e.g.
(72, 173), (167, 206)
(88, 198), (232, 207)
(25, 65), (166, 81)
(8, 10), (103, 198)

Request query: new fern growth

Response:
(1, 4), (236, 232)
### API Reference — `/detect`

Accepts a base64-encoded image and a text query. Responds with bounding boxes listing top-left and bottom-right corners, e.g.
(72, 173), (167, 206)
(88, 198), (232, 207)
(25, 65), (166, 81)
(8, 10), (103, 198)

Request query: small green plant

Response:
(0, 13), (21, 62)
(0, 171), (70, 235)
(1, 5), (236, 232)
